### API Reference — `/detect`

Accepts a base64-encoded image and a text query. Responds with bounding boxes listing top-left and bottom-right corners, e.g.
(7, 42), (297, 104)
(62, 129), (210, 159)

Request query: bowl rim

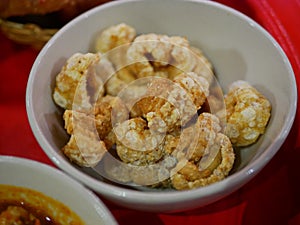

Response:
(26, 0), (297, 207)
(0, 155), (119, 225)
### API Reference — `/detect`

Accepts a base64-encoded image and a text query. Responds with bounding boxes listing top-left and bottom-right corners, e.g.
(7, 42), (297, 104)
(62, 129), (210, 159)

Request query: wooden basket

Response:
(0, 18), (58, 50)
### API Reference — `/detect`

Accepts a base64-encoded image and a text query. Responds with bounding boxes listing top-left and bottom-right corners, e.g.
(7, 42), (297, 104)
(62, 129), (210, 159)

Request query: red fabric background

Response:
(0, 1), (299, 224)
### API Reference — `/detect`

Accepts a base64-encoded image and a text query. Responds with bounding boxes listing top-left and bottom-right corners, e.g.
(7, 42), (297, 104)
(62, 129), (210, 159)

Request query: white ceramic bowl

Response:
(0, 156), (118, 225)
(26, 0), (297, 212)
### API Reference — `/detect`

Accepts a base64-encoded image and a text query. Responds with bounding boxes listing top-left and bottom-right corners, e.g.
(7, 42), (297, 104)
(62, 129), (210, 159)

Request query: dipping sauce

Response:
(0, 184), (85, 225)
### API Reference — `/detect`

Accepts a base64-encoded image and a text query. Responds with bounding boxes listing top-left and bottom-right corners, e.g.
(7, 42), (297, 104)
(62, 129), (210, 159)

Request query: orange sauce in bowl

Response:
(0, 184), (85, 225)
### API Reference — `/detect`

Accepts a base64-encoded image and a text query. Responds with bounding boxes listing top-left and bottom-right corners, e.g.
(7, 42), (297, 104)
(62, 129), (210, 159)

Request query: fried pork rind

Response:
(52, 52), (113, 111)
(93, 95), (129, 140)
(156, 113), (220, 163)
(95, 23), (136, 54)
(174, 72), (210, 110)
(155, 113), (235, 190)
(136, 74), (207, 133)
(53, 23), (273, 191)
(189, 113), (222, 163)
(224, 80), (271, 146)
(171, 133), (235, 190)
(62, 95), (128, 166)
(127, 33), (213, 80)
(104, 132), (181, 186)
(106, 112), (234, 189)
(95, 23), (137, 96)
(114, 117), (165, 166)
(62, 110), (107, 167)
(137, 95), (181, 133)
(127, 34), (175, 78)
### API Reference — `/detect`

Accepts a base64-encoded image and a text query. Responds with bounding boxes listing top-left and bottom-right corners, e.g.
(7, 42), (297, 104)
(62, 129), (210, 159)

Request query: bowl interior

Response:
(0, 156), (118, 224)
(26, 0), (297, 211)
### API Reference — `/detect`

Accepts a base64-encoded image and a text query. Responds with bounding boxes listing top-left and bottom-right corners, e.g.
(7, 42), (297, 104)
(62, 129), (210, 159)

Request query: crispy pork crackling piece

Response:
(95, 23), (137, 95)
(95, 23), (136, 54)
(106, 112), (233, 189)
(53, 52), (114, 111)
(62, 110), (106, 167)
(127, 33), (213, 80)
(62, 95), (128, 166)
(174, 72), (209, 110)
(171, 133), (235, 190)
(136, 73), (209, 133)
(114, 117), (165, 166)
(224, 80), (271, 147)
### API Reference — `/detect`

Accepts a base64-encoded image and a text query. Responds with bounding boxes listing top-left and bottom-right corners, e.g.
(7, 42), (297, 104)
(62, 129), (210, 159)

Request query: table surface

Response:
(1, 0), (300, 225)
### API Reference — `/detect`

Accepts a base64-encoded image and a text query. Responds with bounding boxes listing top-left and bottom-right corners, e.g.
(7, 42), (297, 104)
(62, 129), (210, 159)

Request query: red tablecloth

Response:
(1, 0), (300, 224)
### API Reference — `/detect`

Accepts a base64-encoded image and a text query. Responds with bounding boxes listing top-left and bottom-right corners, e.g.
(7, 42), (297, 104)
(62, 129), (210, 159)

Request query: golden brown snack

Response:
(136, 73), (208, 133)
(93, 95), (128, 140)
(126, 34), (173, 78)
(161, 113), (221, 163)
(62, 110), (107, 167)
(149, 113), (225, 189)
(95, 23), (137, 94)
(95, 23), (136, 54)
(53, 53), (100, 110)
(171, 133), (235, 190)
(114, 117), (165, 166)
(190, 113), (222, 162)
(107, 113), (226, 188)
(127, 34), (197, 78)
(135, 78), (179, 131)
(224, 80), (271, 146)
(52, 23), (274, 190)
(53, 52), (114, 111)
(126, 33), (214, 81)
(63, 95), (128, 151)
(137, 96), (178, 133)
(174, 72), (209, 110)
